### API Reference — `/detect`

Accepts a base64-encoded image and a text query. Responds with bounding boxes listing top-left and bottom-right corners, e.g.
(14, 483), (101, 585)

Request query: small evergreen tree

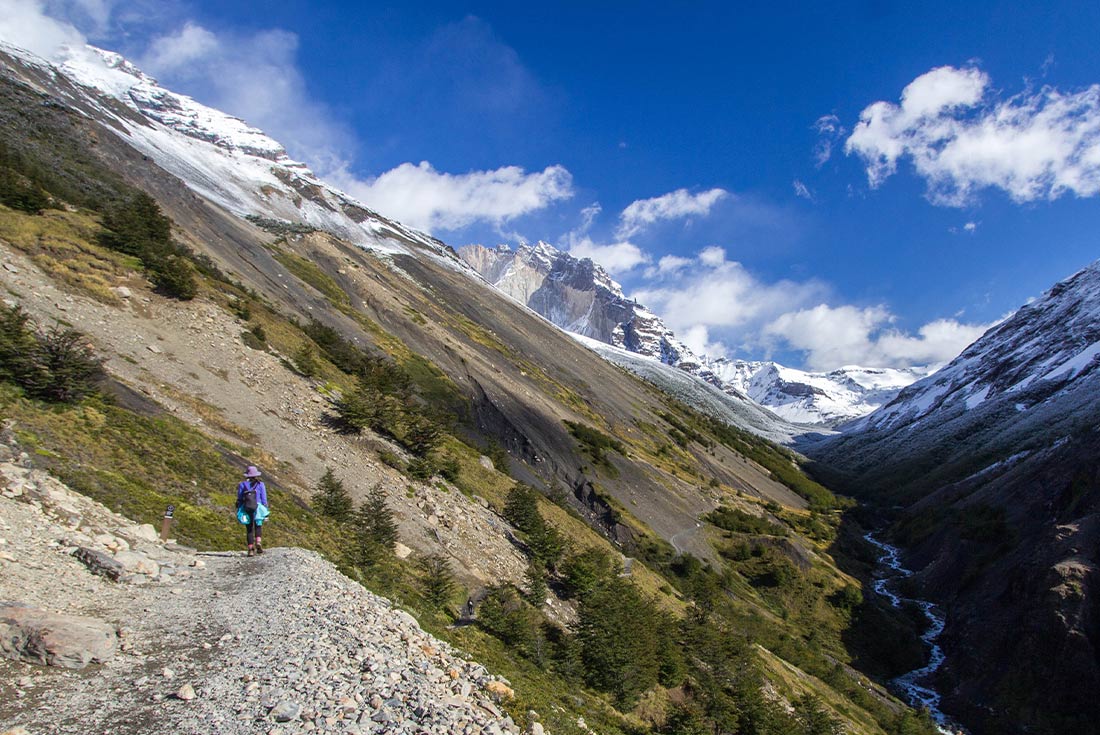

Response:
(418, 553), (456, 610)
(352, 484), (397, 567)
(27, 327), (104, 402)
(523, 559), (547, 607)
(0, 304), (36, 385)
(293, 343), (321, 377)
(312, 467), (353, 524)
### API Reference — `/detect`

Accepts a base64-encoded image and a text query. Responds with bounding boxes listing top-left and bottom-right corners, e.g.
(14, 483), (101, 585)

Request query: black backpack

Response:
(240, 484), (258, 511)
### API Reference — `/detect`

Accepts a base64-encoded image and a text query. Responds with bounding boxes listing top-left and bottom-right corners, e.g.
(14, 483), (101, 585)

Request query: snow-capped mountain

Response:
(0, 41), (459, 267)
(461, 242), (929, 426)
(845, 258), (1100, 437)
(709, 359), (936, 426)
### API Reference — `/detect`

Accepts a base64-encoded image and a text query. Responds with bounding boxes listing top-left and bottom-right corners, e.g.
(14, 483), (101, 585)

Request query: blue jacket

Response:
(236, 479), (268, 510)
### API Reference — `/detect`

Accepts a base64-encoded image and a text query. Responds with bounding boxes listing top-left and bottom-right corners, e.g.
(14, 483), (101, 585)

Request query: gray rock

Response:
(113, 550), (160, 576)
(0, 602), (118, 669)
(73, 547), (125, 581)
(271, 701), (301, 722)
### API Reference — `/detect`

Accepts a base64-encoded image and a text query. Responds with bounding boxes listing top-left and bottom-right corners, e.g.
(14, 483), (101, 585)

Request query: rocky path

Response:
(0, 455), (526, 735)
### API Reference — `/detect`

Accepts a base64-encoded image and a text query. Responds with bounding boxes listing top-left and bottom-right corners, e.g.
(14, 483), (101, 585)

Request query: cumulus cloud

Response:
(764, 304), (992, 370)
(846, 65), (1100, 205)
(568, 238), (650, 273)
(338, 161), (574, 234)
(633, 254), (828, 340)
(963, 221), (977, 232)
(0, 0), (86, 59)
(617, 187), (728, 238)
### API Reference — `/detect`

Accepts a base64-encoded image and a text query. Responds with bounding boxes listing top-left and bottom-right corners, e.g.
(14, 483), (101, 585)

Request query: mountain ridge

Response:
(460, 240), (933, 427)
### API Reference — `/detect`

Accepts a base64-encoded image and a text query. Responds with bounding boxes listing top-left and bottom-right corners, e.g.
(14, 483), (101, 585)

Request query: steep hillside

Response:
(461, 242), (926, 427)
(804, 259), (1100, 734)
(0, 40), (942, 735)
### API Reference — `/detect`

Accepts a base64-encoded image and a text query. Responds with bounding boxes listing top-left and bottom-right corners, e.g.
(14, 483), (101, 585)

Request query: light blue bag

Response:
(255, 503), (269, 525)
(237, 507), (251, 525)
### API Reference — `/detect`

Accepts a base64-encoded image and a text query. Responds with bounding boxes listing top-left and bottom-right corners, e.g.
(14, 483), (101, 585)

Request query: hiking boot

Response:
(256, 543), (264, 555)
(247, 547), (255, 557)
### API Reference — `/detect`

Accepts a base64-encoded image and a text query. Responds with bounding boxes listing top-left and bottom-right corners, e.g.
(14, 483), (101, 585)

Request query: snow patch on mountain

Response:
(0, 41), (466, 272)
(849, 258), (1100, 435)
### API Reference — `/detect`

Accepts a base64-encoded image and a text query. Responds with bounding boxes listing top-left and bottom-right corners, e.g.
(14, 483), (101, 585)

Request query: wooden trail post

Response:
(160, 505), (175, 542)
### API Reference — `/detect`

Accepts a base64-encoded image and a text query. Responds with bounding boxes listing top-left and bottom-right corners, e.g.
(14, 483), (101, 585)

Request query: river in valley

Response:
(863, 532), (964, 734)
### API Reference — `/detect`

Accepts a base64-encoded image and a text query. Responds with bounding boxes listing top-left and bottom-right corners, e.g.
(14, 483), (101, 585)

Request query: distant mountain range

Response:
(459, 241), (933, 426)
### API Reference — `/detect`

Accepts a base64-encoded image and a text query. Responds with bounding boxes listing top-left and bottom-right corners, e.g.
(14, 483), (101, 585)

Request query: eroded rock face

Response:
(0, 602), (118, 669)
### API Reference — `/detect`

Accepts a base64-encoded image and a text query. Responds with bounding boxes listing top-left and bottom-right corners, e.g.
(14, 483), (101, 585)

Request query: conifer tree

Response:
(352, 484), (397, 567)
(418, 554), (455, 610)
(312, 467), (353, 524)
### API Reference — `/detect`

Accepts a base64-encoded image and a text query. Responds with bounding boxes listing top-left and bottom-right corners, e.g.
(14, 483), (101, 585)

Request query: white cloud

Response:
(0, 0), (86, 59)
(634, 259), (827, 337)
(139, 23), (356, 176)
(338, 161), (574, 234)
(764, 304), (992, 370)
(680, 324), (728, 358)
(846, 65), (1100, 205)
(963, 221), (977, 232)
(698, 246), (726, 267)
(657, 255), (691, 273)
(617, 187), (728, 238)
(813, 114), (845, 166)
(568, 238), (649, 273)
(792, 179), (814, 201)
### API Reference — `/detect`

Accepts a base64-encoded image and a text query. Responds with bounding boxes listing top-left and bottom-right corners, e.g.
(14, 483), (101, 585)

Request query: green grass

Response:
(0, 383), (340, 555)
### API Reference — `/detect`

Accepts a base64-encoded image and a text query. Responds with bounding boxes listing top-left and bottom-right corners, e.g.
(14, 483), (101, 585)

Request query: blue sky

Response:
(7, 1), (1100, 369)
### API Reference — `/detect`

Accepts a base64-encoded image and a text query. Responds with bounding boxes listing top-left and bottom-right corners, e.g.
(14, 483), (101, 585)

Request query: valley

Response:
(0, 28), (1095, 735)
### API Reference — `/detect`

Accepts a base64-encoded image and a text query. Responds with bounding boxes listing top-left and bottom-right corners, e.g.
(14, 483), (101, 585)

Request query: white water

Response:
(864, 532), (963, 734)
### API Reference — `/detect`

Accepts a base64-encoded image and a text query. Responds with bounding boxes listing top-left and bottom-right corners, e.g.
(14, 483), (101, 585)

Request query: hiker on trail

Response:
(236, 465), (269, 556)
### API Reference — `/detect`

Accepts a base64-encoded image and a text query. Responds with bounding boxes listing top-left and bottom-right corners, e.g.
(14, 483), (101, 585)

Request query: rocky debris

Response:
(73, 546), (126, 581)
(0, 453), (530, 735)
(0, 602), (118, 669)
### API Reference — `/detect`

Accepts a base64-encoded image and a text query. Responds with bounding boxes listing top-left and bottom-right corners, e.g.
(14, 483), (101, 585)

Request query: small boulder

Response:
(132, 524), (160, 543)
(73, 547), (125, 581)
(114, 550), (159, 577)
(0, 602), (118, 669)
(270, 701), (301, 722)
(175, 683), (197, 701)
(393, 542), (413, 560)
(485, 680), (515, 701)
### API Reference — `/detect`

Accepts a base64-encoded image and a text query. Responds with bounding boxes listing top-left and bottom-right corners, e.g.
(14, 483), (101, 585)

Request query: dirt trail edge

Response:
(0, 458), (524, 735)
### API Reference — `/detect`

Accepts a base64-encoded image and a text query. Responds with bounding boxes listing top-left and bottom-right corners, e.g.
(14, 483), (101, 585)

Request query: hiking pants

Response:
(245, 515), (259, 546)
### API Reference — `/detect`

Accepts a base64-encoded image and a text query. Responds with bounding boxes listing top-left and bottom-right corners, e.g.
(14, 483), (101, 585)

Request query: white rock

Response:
(114, 286), (133, 299)
(394, 543), (413, 560)
(132, 524), (159, 543)
(175, 683), (197, 701)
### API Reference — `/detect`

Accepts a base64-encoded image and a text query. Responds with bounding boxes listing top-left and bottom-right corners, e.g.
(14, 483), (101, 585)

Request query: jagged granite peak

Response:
(0, 40), (464, 269)
(459, 241), (698, 365)
(460, 242), (928, 426)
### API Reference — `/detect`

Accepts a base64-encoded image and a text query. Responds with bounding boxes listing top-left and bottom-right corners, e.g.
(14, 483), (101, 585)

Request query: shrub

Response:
(1, 307), (103, 403)
(706, 506), (785, 536)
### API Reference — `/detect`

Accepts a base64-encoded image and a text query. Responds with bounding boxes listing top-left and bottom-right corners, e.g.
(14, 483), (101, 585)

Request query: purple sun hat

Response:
(244, 465), (262, 478)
